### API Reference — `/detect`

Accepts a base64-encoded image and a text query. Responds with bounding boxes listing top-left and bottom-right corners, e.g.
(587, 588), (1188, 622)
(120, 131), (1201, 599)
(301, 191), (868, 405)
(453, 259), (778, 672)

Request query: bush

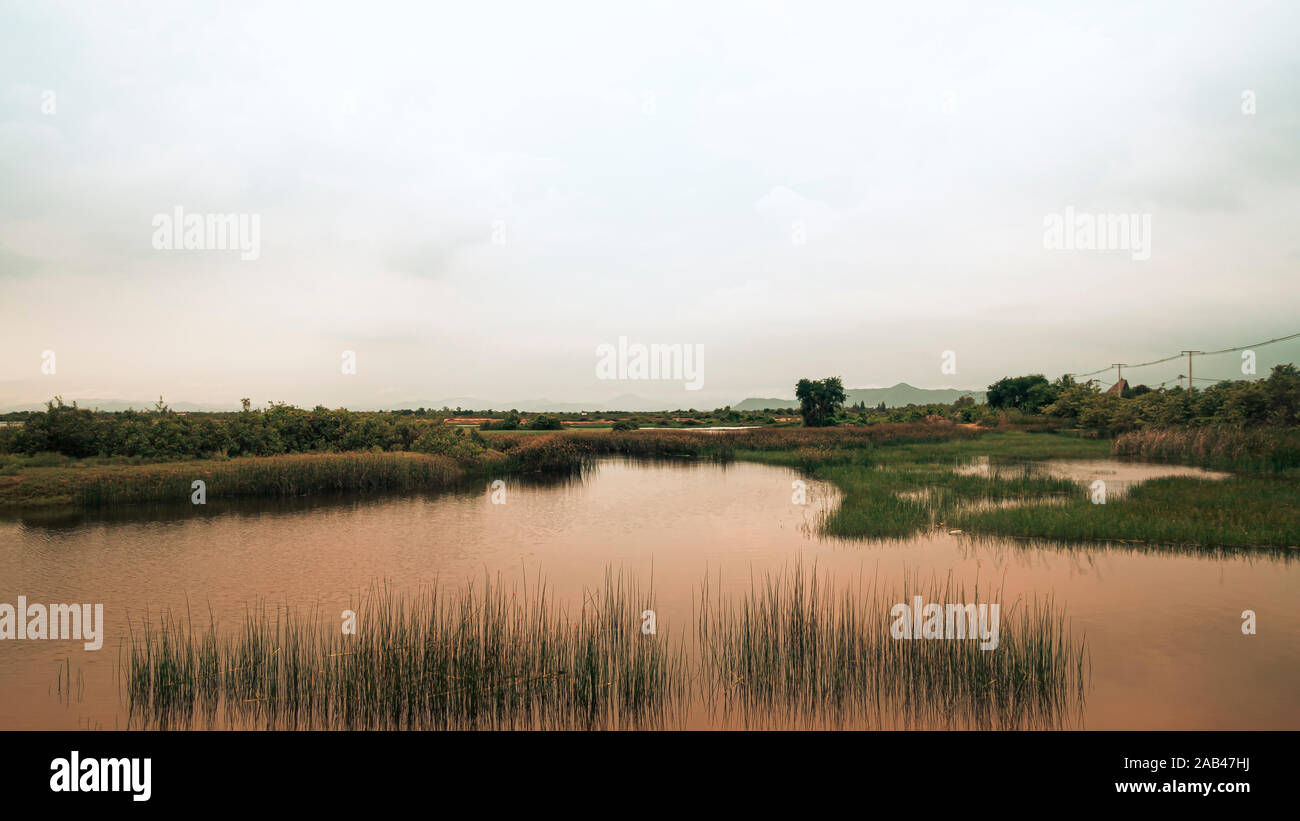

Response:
(480, 412), (522, 431)
(527, 414), (564, 431)
(0, 400), (469, 459)
(25, 451), (72, 467)
(411, 423), (486, 462)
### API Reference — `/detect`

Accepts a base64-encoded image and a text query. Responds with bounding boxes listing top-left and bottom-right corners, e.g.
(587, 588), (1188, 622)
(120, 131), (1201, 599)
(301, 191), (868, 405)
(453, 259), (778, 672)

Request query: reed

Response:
(125, 572), (687, 730)
(496, 423), (983, 465)
(125, 566), (1087, 730)
(959, 476), (1300, 549)
(697, 564), (1087, 729)
(77, 452), (466, 507)
(4, 423), (985, 508)
(1113, 425), (1300, 475)
(816, 463), (1080, 539)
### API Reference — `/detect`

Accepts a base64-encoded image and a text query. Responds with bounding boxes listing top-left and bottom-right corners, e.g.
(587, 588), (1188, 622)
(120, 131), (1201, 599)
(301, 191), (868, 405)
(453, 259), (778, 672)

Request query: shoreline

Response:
(2, 427), (1296, 549)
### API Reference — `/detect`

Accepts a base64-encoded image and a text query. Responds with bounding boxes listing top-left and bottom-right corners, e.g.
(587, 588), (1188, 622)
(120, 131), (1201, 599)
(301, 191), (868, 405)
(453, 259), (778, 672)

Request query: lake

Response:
(0, 457), (1295, 729)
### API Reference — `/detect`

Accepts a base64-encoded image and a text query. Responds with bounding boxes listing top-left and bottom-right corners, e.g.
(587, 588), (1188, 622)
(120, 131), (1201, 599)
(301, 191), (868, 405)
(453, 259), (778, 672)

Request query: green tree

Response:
(1264, 363), (1300, 425)
(794, 377), (846, 427)
(987, 374), (1057, 412)
(527, 414), (563, 430)
(480, 412), (522, 431)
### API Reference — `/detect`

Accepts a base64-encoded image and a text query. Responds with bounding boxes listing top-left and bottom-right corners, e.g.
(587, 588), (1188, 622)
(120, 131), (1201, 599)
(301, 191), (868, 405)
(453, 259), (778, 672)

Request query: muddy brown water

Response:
(0, 457), (1294, 729)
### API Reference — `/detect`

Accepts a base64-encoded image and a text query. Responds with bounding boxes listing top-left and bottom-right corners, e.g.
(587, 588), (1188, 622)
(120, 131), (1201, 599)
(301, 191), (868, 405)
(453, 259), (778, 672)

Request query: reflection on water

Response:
(954, 456), (1230, 498)
(0, 457), (1296, 730)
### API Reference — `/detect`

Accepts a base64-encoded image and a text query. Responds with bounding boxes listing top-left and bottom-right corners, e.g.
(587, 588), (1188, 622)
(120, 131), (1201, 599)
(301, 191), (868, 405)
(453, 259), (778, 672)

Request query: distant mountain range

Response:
(0, 399), (245, 413)
(2, 385), (984, 414)
(385, 394), (679, 413)
(0, 394), (687, 414)
(733, 383), (986, 411)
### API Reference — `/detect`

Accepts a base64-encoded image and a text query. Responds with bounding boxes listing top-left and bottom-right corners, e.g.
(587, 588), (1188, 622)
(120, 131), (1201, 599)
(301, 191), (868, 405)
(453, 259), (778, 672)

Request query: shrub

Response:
(480, 412), (522, 431)
(412, 423), (486, 462)
(527, 414), (563, 431)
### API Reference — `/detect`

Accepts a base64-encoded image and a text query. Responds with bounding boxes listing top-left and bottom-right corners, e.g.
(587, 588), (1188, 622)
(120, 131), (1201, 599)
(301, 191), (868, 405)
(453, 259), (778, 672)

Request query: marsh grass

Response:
(126, 566), (1087, 730)
(959, 530), (1297, 562)
(734, 431), (1297, 549)
(77, 452), (467, 507)
(125, 572), (687, 730)
(696, 564), (1087, 729)
(494, 423), (984, 466)
(1114, 426), (1300, 475)
(4, 424), (987, 508)
(958, 476), (1300, 549)
(814, 464), (1080, 539)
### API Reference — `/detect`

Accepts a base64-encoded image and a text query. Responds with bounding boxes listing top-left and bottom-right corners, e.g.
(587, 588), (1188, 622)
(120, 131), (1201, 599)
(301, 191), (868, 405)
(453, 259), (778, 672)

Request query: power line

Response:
(1200, 330), (1300, 356)
(1073, 352), (1183, 378)
(1069, 329), (1300, 381)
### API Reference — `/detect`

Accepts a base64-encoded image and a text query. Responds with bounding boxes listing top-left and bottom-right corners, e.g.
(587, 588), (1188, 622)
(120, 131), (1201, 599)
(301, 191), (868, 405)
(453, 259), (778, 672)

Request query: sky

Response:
(2, 0), (1299, 410)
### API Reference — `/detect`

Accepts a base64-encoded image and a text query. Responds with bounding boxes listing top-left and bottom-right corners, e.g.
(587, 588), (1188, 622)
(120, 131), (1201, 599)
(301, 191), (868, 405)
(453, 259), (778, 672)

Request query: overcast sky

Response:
(2, 0), (1299, 409)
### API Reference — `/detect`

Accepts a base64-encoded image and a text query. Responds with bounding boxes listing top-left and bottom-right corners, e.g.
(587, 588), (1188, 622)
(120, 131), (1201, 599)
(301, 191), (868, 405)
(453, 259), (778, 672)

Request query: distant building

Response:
(1105, 378), (1128, 396)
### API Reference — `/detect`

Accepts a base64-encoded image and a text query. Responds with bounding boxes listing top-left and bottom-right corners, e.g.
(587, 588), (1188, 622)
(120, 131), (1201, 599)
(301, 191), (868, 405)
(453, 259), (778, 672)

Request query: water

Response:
(955, 456), (1232, 497)
(0, 458), (1295, 729)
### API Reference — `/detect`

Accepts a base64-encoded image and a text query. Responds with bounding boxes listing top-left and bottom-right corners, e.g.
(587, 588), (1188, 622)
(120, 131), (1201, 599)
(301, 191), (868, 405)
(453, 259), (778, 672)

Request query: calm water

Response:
(0, 458), (1295, 730)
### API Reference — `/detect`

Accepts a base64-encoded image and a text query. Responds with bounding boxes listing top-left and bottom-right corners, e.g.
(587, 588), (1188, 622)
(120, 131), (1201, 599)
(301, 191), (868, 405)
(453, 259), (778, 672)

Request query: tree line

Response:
(0, 399), (486, 461)
(793, 364), (1300, 431)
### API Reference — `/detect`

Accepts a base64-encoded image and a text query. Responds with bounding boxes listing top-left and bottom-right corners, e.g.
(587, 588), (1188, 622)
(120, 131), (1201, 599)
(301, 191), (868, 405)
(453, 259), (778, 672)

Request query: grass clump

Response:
(696, 564), (1087, 729)
(958, 476), (1300, 549)
(79, 452), (466, 507)
(125, 572), (686, 730)
(816, 463), (1080, 539)
(1114, 426), (1300, 476)
(126, 566), (1088, 730)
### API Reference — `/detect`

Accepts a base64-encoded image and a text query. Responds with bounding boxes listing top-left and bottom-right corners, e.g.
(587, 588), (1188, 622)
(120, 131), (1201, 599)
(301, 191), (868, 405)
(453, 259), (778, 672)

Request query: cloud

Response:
(1, 0), (1299, 406)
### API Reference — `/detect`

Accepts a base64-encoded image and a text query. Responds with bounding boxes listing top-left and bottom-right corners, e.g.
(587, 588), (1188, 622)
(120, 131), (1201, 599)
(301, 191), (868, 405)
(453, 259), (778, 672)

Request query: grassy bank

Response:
(5, 425), (1298, 549)
(733, 431), (1110, 540)
(0, 452), (470, 507)
(2, 423), (977, 507)
(957, 476), (1300, 549)
(0, 424), (1094, 508)
(1113, 426), (1300, 476)
(727, 429), (1299, 549)
(816, 463), (1082, 539)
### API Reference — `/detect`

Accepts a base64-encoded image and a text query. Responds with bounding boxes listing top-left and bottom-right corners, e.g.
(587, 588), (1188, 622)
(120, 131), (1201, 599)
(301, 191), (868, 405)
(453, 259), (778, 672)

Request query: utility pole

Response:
(1111, 363), (1126, 390)
(1181, 351), (1202, 394)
